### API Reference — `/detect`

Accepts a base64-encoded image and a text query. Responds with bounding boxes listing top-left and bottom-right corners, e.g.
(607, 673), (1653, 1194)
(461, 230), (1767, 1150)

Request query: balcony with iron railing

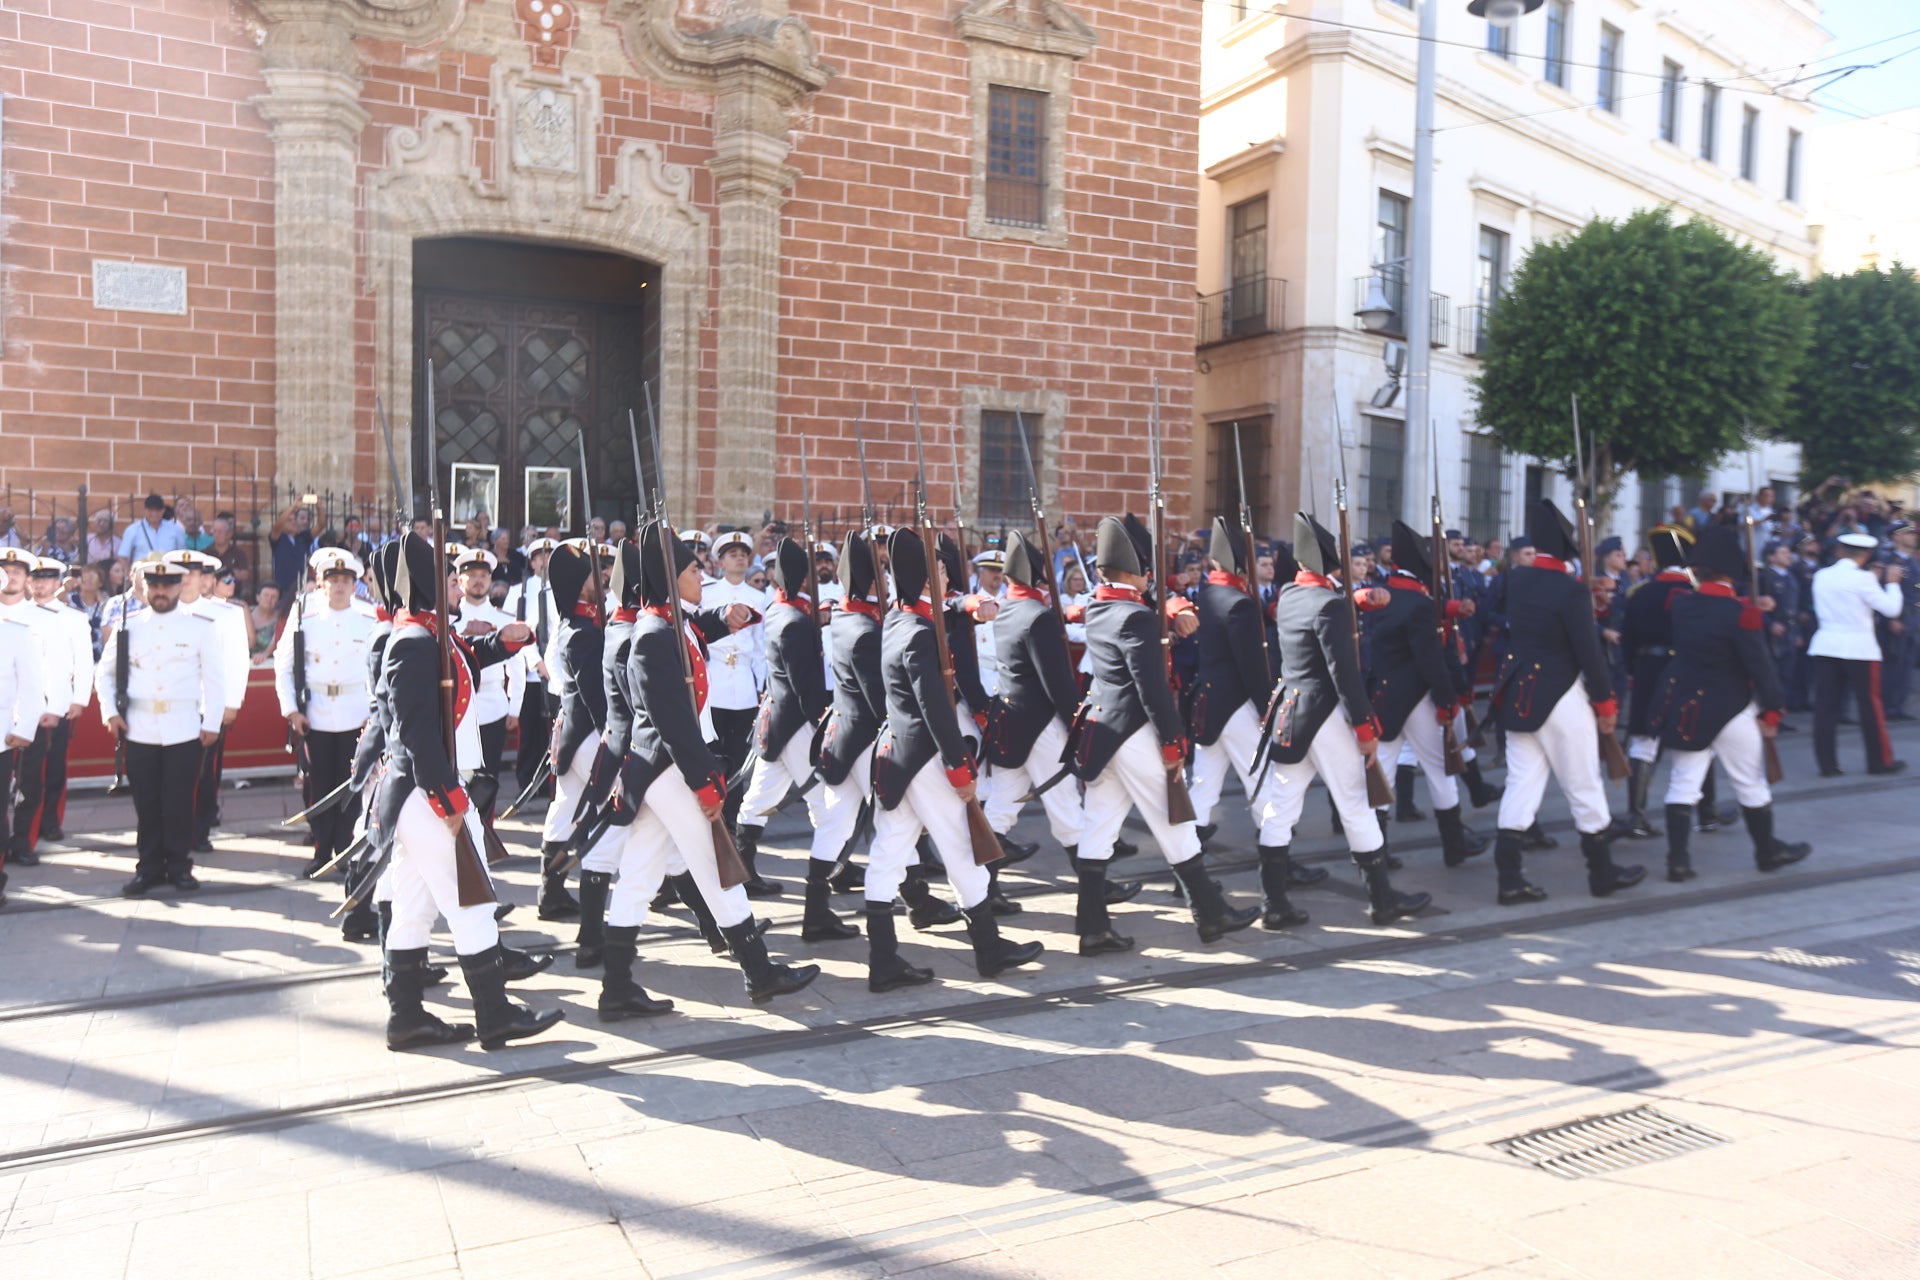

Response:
(1352, 268), (1450, 346)
(1458, 299), (1498, 357)
(1196, 276), (1288, 347)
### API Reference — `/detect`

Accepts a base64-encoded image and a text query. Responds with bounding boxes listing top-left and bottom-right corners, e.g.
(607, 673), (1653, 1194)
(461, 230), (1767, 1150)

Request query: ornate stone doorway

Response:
(412, 237), (660, 537)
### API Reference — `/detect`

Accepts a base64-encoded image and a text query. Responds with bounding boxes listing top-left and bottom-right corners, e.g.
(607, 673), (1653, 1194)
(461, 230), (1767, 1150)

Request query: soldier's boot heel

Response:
(597, 927), (675, 1022)
(963, 904), (1044, 978)
(903, 867), (962, 929)
(1171, 854), (1259, 943)
(1356, 851), (1430, 926)
(457, 945), (562, 1051)
(536, 843), (580, 921)
(1436, 806), (1489, 868)
(865, 904), (933, 992)
(1664, 805), (1697, 882)
(983, 863), (1021, 916)
(384, 948), (474, 1052)
(1072, 856), (1134, 955)
(801, 860), (861, 942)
(574, 870), (611, 969)
(1257, 845), (1310, 930)
(1744, 805), (1811, 872)
(725, 920), (819, 1004)
(1494, 830), (1547, 905)
(1582, 830), (1645, 897)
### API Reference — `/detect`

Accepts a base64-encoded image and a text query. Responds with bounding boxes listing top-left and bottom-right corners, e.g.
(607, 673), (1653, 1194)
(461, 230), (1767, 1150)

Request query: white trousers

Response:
(1497, 686), (1611, 835)
(737, 732), (834, 862)
(1377, 702), (1460, 810)
(608, 769), (754, 930)
(1189, 702), (1287, 844)
(1264, 707), (1386, 854)
(1079, 725), (1202, 865)
(545, 730), (624, 874)
(815, 744), (873, 864)
(981, 717), (1085, 846)
(388, 791), (500, 954)
(867, 763), (991, 908)
(1663, 704), (1770, 809)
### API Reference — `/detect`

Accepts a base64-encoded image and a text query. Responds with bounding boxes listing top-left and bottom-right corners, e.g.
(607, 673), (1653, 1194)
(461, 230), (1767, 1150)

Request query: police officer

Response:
(1618, 525), (1694, 838)
(275, 548), (376, 880)
(451, 546), (526, 829)
(0, 559), (44, 907)
(705, 530), (774, 893)
(1070, 515), (1260, 952)
(96, 557), (224, 896)
(503, 536), (558, 800)
(9, 556), (89, 865)
(866, 527), (1042, 988)
(1487, 501), (1643, 904)
(1655, 526), (1811, 880)
(734, 536), (857, 943)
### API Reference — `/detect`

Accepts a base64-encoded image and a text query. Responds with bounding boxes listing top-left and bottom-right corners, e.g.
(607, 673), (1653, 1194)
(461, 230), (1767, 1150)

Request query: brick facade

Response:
(0, 0), (1196, 551)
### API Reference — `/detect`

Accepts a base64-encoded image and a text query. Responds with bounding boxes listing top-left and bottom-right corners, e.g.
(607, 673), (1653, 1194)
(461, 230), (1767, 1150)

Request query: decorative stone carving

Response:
(511, 82), (580, 173)
(954, 0), (1097, 59)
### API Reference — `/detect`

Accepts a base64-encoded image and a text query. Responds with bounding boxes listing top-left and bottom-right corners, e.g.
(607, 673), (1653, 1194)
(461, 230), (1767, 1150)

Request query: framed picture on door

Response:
(450, 464), (500, 528)
(525, 466), (572, 530)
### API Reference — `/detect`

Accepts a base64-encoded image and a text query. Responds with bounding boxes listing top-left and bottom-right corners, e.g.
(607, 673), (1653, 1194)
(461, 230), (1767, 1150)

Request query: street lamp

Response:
(1388, 0), (1541, 526)
(1355, 270), (1398, 333)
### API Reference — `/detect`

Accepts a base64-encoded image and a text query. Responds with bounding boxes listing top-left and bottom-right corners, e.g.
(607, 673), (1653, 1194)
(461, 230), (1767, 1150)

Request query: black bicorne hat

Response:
(1649, 524), (1694, 571)
(638, 521), (695, 605)
(612, 540), (643, 608)
(1688, 524), (1746, 581)
(769, 536), (810, 595)
(391, 531), (438, 613)
(547, 540), (594, 610)
(371, 539), (400, 612)
(889, 526), (930, 603)
(1390, 520), (1431, 581)
(1095, 515), (1147, 577)
(1271, 539), (1300, 582)
(1293, 513), (1340, 578)
(1209, 517), (1249, 577)
(1004, 530), (1052, 590)
(936, 533), (966, 599)
(841, 530), (877, 600)
(1526, 500), (1578, 562)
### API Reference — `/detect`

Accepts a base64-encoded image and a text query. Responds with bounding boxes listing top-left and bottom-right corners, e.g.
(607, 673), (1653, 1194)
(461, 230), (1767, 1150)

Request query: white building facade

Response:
(1192, 0), (1823, 548)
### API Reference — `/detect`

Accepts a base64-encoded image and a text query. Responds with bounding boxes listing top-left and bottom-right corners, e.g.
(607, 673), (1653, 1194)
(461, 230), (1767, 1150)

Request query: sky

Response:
(1812, 0), (1920, 120)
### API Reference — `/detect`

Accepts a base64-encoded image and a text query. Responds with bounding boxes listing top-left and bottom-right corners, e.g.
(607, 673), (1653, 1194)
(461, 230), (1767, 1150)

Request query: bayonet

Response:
(1146, 374), (1197, 824)
(1015, 414), (1068, 627)
(1331, 392), (1395, 809)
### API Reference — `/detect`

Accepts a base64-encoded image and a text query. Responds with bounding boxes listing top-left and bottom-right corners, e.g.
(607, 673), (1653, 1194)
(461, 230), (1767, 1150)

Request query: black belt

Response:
(1636, 646), (1674, 659)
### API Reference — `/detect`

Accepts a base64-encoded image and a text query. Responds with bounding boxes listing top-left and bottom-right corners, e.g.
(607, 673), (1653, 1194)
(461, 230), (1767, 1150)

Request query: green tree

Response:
(1784, 265), (1920, 486)
(1475, 207), (1808, 509)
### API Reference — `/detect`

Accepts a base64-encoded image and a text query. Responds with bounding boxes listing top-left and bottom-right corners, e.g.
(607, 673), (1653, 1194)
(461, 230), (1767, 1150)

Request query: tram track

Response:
(3, 845), (1916, 1175)
(0, 774), (1899, 1027)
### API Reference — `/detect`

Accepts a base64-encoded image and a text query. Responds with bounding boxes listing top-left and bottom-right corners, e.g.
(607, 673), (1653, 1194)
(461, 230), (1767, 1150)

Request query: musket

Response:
(1014, 415), (1068, 632)
(1331, 395), (1396, 809)
(644, 383), (751, 888)
(852, 420), (891, 611)
(910, 391), (1004, 865)
(1147, 375), (1198, 824)
(576, 431), (603, 608)
(1230, 422), (1288, 789)
(799, 433), (821, 616)
(1571, 393), (1631, 782)
(427, 358), (496, 907)
(1429, 422), (1466, 776)
(376, 396), (405, 518)
(1744, 429), (1786, 785)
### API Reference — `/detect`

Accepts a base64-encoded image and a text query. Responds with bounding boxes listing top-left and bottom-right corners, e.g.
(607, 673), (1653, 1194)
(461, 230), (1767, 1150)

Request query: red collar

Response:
(1094, 584), (1142, 602)
(1656, 569), (1692, 582)
(641, 604), (684, 622)
(895, 596), (935, 621)
(1532, 554), (1569, 574)
(1293, 570), (1332, 589)
(394, 609), (438, 633)
(611, 606), (639, 623)
(1007, 582), (1050, 604)
(773, 589), (811, 608)
(374, 606), (391, 623)
(1386, 571), (1429, 595)
(841, 596), (883, 620)
(1207, 571), (1249, 593)
(571, 601), (602, 625)
(1697, 580), (1738, 599)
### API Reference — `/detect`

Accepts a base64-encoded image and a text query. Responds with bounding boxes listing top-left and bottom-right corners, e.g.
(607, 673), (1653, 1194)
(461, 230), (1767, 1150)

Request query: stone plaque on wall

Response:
(92, 261), (189, 315)
(512, 85), (579, 173)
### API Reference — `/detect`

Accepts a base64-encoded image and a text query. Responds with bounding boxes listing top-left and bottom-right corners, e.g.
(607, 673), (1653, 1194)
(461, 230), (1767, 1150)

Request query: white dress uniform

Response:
(0, 606), (45, 896)
(274, 594), (378, 864)
(454, 596), (528, 818)
(700, 573), (767, 822)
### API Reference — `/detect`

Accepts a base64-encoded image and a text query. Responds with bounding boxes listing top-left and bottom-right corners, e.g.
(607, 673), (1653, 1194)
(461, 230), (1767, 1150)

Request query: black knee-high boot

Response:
(1665, 804), (1695, 882)
(537, 841), (580, 920)
(1743, 804), (1811, 872)
(1072, 856), (1133, 954)
(670, 871), (729, 953)
(725, 919), (820, 1003)
(1494, 829), (1546, 904)
(458, 945), (564, 1050)
(598, 925), (675, 1020)
(962, 903), (1045, 978)
(802, 859), (861, 942)
(574, 870), (611, 968)
(1355, 850), (1430, 925)
(1463, 758), (1503, 808)
(1258, 845), (1310, 929)
(1435, 806), (1489, 867)
(865, 902), (933, 992)
(1394, 764), (1425, 822)
(1581, 830), (1645, 897)
(1170, 853), (1260, 943)
(385, 948), (473, 1051)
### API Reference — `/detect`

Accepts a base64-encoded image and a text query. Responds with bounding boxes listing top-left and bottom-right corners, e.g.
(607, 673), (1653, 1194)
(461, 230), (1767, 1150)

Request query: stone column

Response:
(255, 21), (369, 497)
(708, 111), (797, 524)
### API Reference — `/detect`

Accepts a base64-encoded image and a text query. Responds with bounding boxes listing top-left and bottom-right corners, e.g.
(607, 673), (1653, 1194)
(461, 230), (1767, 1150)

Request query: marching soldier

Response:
(538, 539), (608, 920)
(451, 547), (526, 828)
(503, 536), (558, 801)
(0, 559), (44, 907)
(275, 548), (377, 882)
(1186, 517), (1327, 922)
(9, 556), (89, 866)
(734, 536), (860, 943)
(95, 556), (224, 897)
(1069, 515), (1260, 953)
(815, 530), (887, 895)
(1617, 524), (1694, 838)
(1655, 525), (1811, 879)
(167, 550), (248, 854)
(379, 532), (561, 1051)
(603, 521), (818, 1012)
(1368, 522), (1491, 870)
(1487, 501), (1644, 904)
(865, 527), (1042, 990)
(1262, 514), (1430, 926)
(705, 530), (775, 894)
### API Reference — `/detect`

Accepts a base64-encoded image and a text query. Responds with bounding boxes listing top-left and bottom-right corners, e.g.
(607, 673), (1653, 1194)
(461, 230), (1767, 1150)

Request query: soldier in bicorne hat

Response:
(1617, 523), (1694, 838)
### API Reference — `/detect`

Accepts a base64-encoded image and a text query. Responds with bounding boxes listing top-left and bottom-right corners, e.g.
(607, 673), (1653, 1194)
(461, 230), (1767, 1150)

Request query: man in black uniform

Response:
(1367, 521), (1491, 868)
(538, 541), (606, 921)
(1618, 524), (1694, 838)
(1760, 539), (1801, 724)
(1488, 501), (1643, 905)
(866, 528), (1042, 990)
(815, 530), (888, 892)
(1263, 515), (1430, 926)
(735, 536), (858, 943)
(1070, 515), (1260, 952)
(1655, 525), (1811, 880)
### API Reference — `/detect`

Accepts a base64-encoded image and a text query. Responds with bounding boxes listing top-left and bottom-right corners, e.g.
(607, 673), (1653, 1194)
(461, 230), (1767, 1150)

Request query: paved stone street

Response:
(2, 722), (1918, 1280)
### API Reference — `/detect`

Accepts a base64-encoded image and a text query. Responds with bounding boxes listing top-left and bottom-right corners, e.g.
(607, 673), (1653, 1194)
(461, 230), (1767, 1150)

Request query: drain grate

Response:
(1492, 1106), (1729, 1179)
